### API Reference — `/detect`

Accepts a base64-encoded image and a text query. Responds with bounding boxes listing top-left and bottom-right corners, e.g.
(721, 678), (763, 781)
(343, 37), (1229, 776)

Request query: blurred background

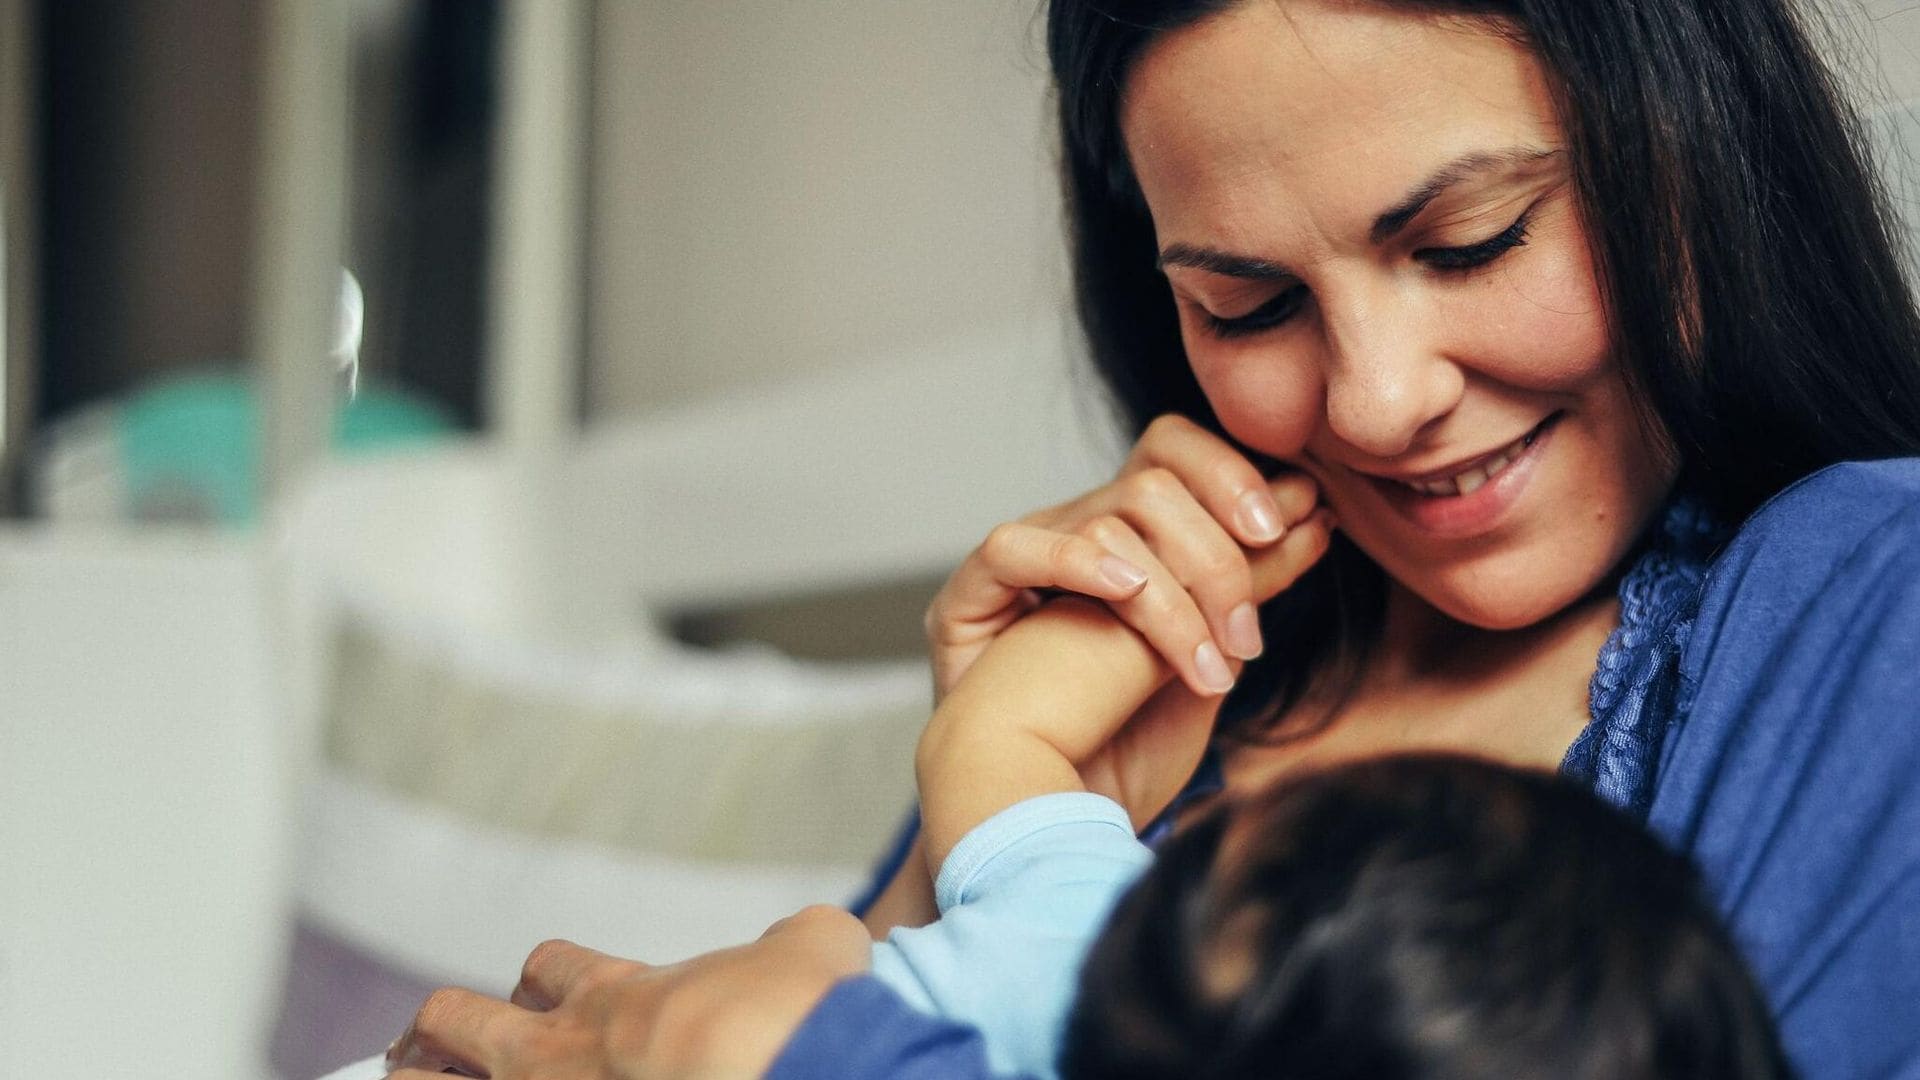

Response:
(3, 2), (1920, 1077)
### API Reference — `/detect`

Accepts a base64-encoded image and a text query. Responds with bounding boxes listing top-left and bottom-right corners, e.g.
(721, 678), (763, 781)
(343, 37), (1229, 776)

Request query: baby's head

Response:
(1063, 755), (1791, 1080)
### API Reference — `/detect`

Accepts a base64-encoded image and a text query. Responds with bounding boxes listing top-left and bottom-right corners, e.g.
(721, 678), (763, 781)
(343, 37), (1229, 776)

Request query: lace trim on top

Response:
(1563, 497), (1726, 817)
(1146, 498), (1728, 847)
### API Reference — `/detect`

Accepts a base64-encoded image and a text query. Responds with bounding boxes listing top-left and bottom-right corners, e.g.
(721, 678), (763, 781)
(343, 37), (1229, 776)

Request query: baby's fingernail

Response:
(1236, 491), (1284, 544)
(384, 1036), (403, 1067)
(1193, 641), (1236, 695)
(1099, 556), (1149, 592)
(1225, 602), (1263, 660)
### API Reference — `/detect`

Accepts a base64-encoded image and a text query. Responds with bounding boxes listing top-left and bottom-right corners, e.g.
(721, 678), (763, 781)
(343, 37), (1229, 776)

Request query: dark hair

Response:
(1061, 755), (1795, 1080)
(1047, 0), (1920, 740)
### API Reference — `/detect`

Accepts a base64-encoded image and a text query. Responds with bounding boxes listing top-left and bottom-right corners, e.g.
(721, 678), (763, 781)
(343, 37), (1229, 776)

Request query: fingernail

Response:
(1225, 602), (1263, 660)
(1193, 641), (1236, 695)
(384, 1036), (403, 1067)
(1237, 491), (1284, 544)
(1099, 555), (1149, 592)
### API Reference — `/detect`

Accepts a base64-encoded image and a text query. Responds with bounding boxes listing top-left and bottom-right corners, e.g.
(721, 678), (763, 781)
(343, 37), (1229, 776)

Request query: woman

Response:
(386, 0), (1920, 1075)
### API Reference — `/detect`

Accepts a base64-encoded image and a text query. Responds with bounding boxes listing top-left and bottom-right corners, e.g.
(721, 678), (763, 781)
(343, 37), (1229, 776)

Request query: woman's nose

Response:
(1319, 302), (1464, 458)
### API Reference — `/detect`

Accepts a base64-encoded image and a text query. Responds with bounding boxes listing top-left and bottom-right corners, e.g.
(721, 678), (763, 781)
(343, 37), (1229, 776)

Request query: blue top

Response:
(772, 460), (1920, 1080)
(869, 792), (1150, 1080)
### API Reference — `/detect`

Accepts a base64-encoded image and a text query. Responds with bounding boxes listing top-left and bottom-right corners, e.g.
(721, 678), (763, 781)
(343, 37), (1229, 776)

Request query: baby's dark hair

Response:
(1062, 755), (1792, 1080)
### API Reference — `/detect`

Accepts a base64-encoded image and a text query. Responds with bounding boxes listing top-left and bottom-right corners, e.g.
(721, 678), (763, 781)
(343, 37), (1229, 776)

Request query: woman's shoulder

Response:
(1653, 459), (1920, 815)
(1691, 457), (1920, 633)
(1652, 459), (1920, 1076)
(1679, 456), (1920, 716)
(1658, 455), (1920, 838)
(1717, 456), (1920, 560)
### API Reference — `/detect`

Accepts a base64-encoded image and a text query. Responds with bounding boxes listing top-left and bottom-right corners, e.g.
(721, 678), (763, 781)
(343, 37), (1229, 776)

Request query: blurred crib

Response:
(0, 331), (1117, 1080)
(267, 339), (1117, 1077)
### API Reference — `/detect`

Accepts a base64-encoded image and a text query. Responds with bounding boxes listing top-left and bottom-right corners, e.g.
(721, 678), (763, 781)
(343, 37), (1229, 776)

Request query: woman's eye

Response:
(1194, 211), (1532, 339)
(1415, 211), (1532, 272)
(1203, 286), (1307, 339)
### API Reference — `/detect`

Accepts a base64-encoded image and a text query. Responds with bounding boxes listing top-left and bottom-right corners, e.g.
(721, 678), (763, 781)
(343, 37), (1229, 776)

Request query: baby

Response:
(365, 556), (1789, 1079)
(1061, 754), (1795, 1080)
(871, 593), (1792, 1080)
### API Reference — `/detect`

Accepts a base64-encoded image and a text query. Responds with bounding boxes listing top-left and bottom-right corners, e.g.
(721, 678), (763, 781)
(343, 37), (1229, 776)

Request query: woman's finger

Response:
(1248, 507), (1338, 600)
(932, 522), (1150, 634)
(1123, 414), (1292, 548)
(926, 522), (1151, 697)
(1266, 471), (1320, 529)
(513, 938), (623, 1012)
(387, 986), (527, 1074)
(1096, 506), (1334, 701)
(1079, 516), (1238, 697)
(1104, 466), (1262, 661)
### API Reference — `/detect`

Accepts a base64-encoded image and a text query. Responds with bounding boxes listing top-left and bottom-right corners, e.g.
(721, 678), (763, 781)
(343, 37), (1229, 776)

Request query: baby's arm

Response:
(871, 602), (1174, 1079)
(915, 508), (1335, 875)
(914, 597), (1169, 873)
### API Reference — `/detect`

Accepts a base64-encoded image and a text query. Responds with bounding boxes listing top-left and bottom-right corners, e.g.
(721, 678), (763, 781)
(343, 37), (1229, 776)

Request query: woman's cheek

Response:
(1494, 236), (1611, 386)
(1187, 342), (1322, 458)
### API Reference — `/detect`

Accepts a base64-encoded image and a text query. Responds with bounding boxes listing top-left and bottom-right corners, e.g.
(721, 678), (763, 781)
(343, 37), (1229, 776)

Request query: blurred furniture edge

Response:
(265, 335), (1121, 1077)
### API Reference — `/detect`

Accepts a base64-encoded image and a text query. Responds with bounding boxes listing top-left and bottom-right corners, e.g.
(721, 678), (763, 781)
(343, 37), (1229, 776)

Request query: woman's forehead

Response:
(1120, 0), (1560, 250)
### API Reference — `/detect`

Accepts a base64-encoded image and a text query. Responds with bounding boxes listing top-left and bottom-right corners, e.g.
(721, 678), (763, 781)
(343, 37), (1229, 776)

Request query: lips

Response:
(1392, 414), (1559, 498)
(1360, 412), (1564, 539)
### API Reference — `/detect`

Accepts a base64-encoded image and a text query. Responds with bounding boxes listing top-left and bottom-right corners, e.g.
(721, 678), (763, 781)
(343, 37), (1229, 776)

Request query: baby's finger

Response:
(1124, 414), (1289, 547)
(1082, 516), (1240, 698)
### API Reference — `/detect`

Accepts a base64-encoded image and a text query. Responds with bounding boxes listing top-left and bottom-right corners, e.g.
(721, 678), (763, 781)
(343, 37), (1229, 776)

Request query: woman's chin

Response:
(1377, 553), (1615, 635)
(1337, 503), (1647, 636)
(1424, 590), (1588, 633)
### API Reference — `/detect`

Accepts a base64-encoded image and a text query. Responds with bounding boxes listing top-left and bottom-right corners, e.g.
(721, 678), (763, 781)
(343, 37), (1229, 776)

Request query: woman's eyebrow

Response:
(1155, 247), (1295, 281)
(1157, 146), (1560, 281)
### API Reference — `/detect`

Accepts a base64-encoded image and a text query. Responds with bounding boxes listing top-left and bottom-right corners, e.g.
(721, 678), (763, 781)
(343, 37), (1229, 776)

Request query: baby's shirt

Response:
(868, 792), (1152, 1080)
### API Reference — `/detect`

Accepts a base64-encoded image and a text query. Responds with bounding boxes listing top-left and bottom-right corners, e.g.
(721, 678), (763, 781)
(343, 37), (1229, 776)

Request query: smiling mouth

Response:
(1387, 413), (1562, 498)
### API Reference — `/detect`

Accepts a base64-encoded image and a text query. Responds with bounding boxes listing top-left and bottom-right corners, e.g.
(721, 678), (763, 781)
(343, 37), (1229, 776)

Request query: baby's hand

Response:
(915, 507), (1335, 871)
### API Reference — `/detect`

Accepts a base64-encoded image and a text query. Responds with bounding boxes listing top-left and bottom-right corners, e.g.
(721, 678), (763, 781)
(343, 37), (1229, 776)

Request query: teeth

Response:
(1403, 431), (1532, 498)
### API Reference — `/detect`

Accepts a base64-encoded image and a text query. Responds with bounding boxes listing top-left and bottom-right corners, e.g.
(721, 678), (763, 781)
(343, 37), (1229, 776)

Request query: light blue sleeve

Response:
(868, 792), (1152, 1080)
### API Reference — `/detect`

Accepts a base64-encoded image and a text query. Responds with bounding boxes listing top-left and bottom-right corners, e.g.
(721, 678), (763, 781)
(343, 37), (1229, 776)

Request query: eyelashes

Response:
(1414, 212), (1533, 272)
(1202, 286), (1308, 339)
(1199, 210), (1534, 340)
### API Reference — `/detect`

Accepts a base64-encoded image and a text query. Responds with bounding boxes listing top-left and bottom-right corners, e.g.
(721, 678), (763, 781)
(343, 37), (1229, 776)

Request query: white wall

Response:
(0, 530), (288, 1080)
(586, 0), (1070, 416)
(1830, 0), (1920, 103)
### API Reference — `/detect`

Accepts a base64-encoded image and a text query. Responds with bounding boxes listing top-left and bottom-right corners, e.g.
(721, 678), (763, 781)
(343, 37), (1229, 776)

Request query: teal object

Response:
(117, 371), (455, 525)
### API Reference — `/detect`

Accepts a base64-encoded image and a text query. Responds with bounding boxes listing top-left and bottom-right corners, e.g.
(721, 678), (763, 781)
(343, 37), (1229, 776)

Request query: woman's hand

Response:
(383, 906), (872, 1079)
(867, 415), (1322, 935)
(915, 512), (1334, 864)
(927, 414), (1320, 702)
(1072, 511), (1333, 828)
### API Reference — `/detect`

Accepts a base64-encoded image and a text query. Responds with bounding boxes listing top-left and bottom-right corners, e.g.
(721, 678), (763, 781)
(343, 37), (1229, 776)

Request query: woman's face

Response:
(1121, 0), (1677, 631)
